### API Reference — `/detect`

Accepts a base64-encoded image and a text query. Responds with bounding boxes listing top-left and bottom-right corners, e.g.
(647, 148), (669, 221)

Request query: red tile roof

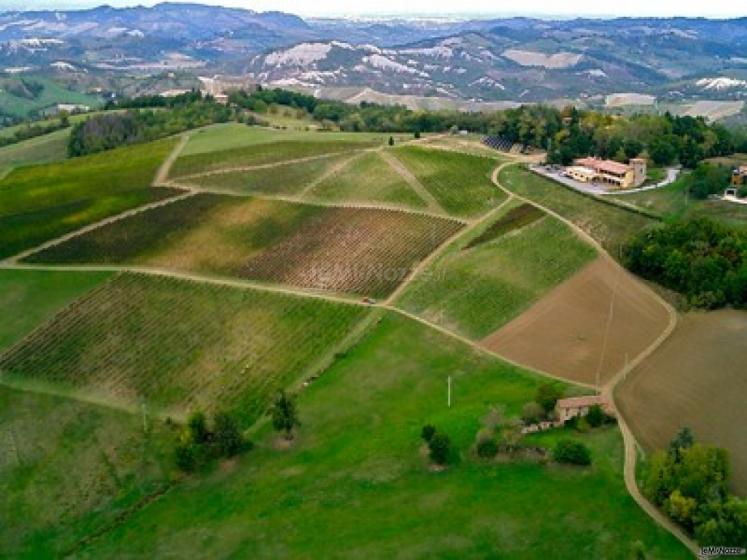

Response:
(575, 157), (631, 176)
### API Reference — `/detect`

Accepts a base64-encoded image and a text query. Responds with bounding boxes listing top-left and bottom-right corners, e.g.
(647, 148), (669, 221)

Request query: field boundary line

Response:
(380, 149), (446, 214)
(154, 133), (190, 186)
(167, 182), (470, 225)
(386, 182), (516, 305)
(298, 151), (364, 197)
(383, 305), (597, 390)
(492, 162), (696, 556)
(169, 147), (378, 182)
(2, 190), (196, 265)
(0, 262), (371, 307)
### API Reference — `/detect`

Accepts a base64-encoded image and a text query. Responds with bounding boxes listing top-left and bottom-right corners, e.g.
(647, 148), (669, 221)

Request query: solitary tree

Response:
(388, 135), (395, 146)
(188, 411), (209, 444)
(428, 432), (452, 465)
(214, 412), (243, 457)
(421, 424), (436, 442)
(586, 404), (605, 428)
(535, 383), (563, 414)
(269, 390), (300, 440)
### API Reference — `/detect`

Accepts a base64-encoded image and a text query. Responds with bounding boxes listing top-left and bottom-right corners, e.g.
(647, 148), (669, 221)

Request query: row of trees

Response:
(227, 87), (745, 169)
(0, 114), (69, 148)
(624, 217), (747, 308)
(644, 428), (747, 547)
(68, 96), (233, 156)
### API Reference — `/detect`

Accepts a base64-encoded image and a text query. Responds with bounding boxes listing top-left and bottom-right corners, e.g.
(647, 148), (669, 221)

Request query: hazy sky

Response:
(2, 0), (745, 18)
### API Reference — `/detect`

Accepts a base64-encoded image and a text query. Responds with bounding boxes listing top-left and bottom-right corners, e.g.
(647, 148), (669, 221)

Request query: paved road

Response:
(530, 165), (680, 197)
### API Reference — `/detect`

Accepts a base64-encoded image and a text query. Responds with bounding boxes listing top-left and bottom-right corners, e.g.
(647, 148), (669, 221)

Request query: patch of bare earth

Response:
(480, 257), (670, 386)
(617, 310), (747, 496)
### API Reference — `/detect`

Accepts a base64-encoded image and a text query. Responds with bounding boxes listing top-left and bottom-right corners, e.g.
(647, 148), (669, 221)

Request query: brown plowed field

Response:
(617, 310), (747, 496)
(481, 257), (670, 386)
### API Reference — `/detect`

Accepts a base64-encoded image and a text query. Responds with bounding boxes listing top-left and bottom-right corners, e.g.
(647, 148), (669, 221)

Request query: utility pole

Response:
(447, 376), (452, 408)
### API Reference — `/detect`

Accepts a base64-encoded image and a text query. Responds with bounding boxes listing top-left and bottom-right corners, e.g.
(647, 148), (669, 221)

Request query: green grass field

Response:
(68, 313), (689, 559)
(171, 137), (381, 179)
(182, 123), (407, 157)
(0, 269), (111, 350)
(499, 165), (657, 253)
(0, 385), (175, 558)
(609, 174), (747, 226)
(187, 153), (354, 196)
(0, 273), (367, 425)
(397, 202), (597, 338)
(0, 138), (180, 260)
(308, 151), (428, 209)
(392, 146), (504, 217)
(0, 128), (69, 178)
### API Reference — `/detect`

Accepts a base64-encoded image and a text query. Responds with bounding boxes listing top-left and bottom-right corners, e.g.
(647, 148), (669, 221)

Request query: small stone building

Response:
(555, 395), (613, 423)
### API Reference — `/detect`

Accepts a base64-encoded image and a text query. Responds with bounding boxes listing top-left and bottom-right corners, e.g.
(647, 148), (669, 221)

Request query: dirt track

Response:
(617, 310), (747, 496)
(480, 257), (671, 387)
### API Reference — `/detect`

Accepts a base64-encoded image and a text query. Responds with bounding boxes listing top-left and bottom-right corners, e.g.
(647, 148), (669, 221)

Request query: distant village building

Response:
(731, 165), (747, 187)
(565, 156), (647, 189)
(555, 395), (613, 423)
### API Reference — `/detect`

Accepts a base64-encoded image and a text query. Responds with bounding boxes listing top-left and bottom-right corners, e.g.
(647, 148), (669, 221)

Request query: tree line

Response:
(0, 114), (69, 148)
(227, 87), (746, 169)
(624, 218), (747, 308)
(68, 94), (233, 157)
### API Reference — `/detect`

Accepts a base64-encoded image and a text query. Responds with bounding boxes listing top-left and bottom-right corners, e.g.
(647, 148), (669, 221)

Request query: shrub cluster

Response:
(625, 217), (747, 308)
(553, 439), (592, 466)
(421, 424), (452, 466)
(643, 428), (747, 547)
(175, 411), (249, 472)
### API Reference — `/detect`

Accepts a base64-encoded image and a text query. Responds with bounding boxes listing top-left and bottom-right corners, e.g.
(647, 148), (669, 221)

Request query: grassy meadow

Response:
(0, 138), (180, 259)
(181, 123), (408, 157)
(0, 385), (175, 558)
(0, 128), (69, 179)
(67, 313), (689, 559)
(391, 146), (504, 217)
(0, 269), (111, 350)
(498, 165), (657, 253)
(397, 202), (597, 339)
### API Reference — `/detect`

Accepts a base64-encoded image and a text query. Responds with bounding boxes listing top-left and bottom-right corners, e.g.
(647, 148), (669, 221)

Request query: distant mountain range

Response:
(1, 3), (746, 117)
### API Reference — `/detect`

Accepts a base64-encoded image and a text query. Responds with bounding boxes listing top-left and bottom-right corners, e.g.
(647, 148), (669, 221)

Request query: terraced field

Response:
(184, 153), (354, 196)
(0, 138), (180, 260)
(397, 202), (597, 338)
(170, 138), (380, 179)
(309, 151), (427, 209)
(0, 273), (367, 425)
(498, 165), (656, 252)
(391, 146), (505, 217)
(27, 194), (463, 298)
